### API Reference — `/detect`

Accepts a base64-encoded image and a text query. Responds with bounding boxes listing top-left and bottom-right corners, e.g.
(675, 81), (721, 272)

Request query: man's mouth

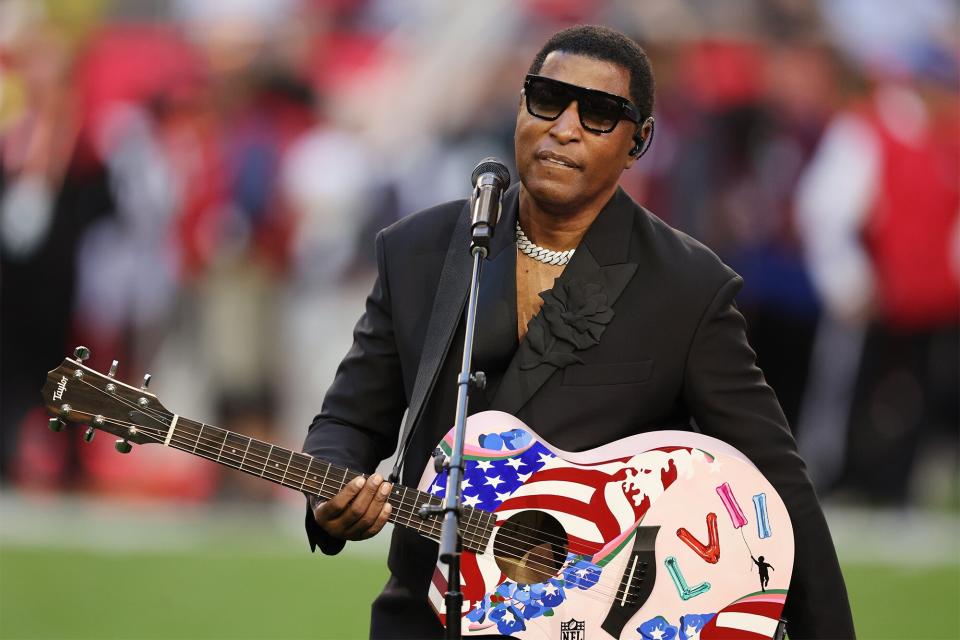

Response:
(537, 150), (580, 170)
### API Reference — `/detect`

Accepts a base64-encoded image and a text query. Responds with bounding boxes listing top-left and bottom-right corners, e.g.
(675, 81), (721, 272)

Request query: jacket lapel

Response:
(473, 185), (520, 375)
(490, 187), (639, 415)
(406, 184), (520, 434)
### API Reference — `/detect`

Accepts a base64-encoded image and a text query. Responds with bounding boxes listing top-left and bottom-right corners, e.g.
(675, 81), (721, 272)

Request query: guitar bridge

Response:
(601, 525), (659, 638)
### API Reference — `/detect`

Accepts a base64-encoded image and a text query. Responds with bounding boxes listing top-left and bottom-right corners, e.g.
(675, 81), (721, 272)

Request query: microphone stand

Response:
(425, 208), (494, 640)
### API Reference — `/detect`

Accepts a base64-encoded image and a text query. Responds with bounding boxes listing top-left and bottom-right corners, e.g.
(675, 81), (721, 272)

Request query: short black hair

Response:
(528, 24), (655, 121)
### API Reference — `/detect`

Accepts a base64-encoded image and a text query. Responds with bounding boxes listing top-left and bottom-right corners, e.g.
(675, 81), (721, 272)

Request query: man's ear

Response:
(627, 117), (655, 164)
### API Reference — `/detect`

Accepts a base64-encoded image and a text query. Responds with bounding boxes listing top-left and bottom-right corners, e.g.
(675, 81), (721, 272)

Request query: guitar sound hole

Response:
(493, 511), (568, 584)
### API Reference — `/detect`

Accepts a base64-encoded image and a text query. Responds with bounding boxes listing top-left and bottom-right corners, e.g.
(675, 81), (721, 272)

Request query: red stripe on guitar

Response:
(496, 494), (622, 542)
(527, 467), (618, 485)
(701, 599), (785, 640)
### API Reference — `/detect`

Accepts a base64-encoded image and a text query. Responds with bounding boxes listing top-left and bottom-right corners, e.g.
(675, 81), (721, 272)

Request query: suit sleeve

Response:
(682, 275), (855, 640)
(302, 229), (408, 554)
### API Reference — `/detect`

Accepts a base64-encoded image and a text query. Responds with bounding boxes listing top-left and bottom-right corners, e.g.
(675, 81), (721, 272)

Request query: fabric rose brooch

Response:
(520, 277), (614, 370)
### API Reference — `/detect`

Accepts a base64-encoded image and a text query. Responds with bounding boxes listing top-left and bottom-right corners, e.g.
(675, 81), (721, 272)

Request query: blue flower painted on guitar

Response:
(465, 595), (491, 624)
(638, 615), (678, 640)
(637, 612), (715, 640)
(488, 601), (526, 635)
(465, 553), (599, 631)
(561, 558), (602, 590)
(678, 613), (715, 639)
(539, 577), (566, 607)
(473, 584), (534, 634)
(512, 583), (547, 619)
(477, 428), (532, 451)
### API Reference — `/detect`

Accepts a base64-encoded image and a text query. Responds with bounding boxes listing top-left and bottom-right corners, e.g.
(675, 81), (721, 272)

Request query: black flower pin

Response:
(520, 277), (615, 370)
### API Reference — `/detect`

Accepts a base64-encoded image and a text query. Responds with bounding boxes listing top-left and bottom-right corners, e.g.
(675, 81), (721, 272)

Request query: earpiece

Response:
(629, 117), (655, 158)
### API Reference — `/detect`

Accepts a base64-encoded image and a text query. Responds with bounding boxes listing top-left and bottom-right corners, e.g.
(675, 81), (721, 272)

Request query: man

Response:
(303, 25), (855, 639)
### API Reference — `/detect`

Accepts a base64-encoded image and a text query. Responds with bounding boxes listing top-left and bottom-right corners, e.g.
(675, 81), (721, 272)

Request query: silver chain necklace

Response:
(515, 221), (575, 266)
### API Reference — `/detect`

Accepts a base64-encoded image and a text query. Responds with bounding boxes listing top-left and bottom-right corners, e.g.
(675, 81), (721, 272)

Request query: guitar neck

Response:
(163, 415), (493, 551)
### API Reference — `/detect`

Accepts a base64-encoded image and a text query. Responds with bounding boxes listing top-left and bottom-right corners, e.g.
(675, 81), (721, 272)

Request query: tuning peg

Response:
(73, 346), (91, 361)
(140, 374), (151, 390)
(83, 427), (95, 443)
(48, 418), (65, 432)
(108, 360), (118, 377)
(114, 439), (133, 454)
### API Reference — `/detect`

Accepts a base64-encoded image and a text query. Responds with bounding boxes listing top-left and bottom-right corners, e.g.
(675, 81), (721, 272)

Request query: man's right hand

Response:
(312, 473), (393, 540)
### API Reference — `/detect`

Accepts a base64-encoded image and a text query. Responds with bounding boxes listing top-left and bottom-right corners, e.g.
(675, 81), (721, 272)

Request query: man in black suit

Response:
(303, 24), (855, 639)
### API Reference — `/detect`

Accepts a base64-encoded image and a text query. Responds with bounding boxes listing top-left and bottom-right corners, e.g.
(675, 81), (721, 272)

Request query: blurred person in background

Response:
(662, 37), (830, 430)
(303, 24), (853, 639)
(795, 42), (959, 505)
(0, 6), (114, 485)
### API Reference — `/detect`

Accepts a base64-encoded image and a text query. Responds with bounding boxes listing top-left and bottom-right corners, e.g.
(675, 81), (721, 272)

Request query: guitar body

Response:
(418, 412), (793, 639)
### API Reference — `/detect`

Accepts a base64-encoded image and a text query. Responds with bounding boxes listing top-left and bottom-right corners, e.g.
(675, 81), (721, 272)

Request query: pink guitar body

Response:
(418, 411), (794, 639)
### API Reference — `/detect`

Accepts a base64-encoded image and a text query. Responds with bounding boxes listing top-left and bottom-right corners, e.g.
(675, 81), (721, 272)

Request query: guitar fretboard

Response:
(159, 414), (494, 553)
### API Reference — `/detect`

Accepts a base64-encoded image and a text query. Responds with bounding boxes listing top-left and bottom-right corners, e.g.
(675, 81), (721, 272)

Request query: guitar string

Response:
(73, 381), (510, 552)
(76, 381), (463, 523)
(96, 413), (639, 597)
(74, 378), (602, 558)
(94, 413), (490, 551)
(67, 380), (641, 593)
(67, 378), (632, 582)
(72, 373), (625, 560)
(90, 414), (644, 604)
(66, 440), (641, 604)
(68, 380), (491, 546)
(68, 381), (584, 571)
(66, 378), (650, 601)
(63, 379), (446, 531)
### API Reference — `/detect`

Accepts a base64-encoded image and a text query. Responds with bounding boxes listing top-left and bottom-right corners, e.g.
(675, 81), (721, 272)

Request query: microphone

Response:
(469, 157), (511, 253)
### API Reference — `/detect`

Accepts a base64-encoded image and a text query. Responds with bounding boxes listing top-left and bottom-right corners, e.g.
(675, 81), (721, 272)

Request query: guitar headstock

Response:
(41, 347), (173, 452)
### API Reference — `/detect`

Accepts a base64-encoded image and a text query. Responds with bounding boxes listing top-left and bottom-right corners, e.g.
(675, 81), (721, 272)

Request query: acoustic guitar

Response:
(43, 348), (792, 639)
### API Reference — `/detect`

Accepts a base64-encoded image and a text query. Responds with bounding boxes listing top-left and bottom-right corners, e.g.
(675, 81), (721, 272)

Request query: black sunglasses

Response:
(523, 74), (641, 134)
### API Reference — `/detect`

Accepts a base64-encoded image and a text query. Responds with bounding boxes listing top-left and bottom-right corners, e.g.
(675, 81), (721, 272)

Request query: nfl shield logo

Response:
(561, 618), (585, 640)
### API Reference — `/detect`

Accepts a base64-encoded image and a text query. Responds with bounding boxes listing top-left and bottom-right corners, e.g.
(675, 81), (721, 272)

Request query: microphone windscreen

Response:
(471, 157), (511, 189)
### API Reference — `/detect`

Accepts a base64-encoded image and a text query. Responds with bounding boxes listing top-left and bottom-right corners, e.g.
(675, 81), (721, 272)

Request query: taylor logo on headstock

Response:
(561, 618), (585, 640)
(53, 375), (68, 401)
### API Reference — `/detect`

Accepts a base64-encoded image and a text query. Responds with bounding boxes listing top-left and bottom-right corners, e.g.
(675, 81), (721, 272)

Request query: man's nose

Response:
(549, 101), (583, 143)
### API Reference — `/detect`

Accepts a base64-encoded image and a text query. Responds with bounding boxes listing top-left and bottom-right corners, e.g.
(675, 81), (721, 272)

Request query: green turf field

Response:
(1, 546), (957, 640)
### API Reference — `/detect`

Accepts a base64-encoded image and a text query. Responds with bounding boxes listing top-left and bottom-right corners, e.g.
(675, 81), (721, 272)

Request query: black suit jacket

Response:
(303, 184), (855, 639)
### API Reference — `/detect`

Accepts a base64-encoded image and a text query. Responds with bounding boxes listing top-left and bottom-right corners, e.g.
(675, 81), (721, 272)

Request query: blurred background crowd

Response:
(1, 0), (957, 512)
